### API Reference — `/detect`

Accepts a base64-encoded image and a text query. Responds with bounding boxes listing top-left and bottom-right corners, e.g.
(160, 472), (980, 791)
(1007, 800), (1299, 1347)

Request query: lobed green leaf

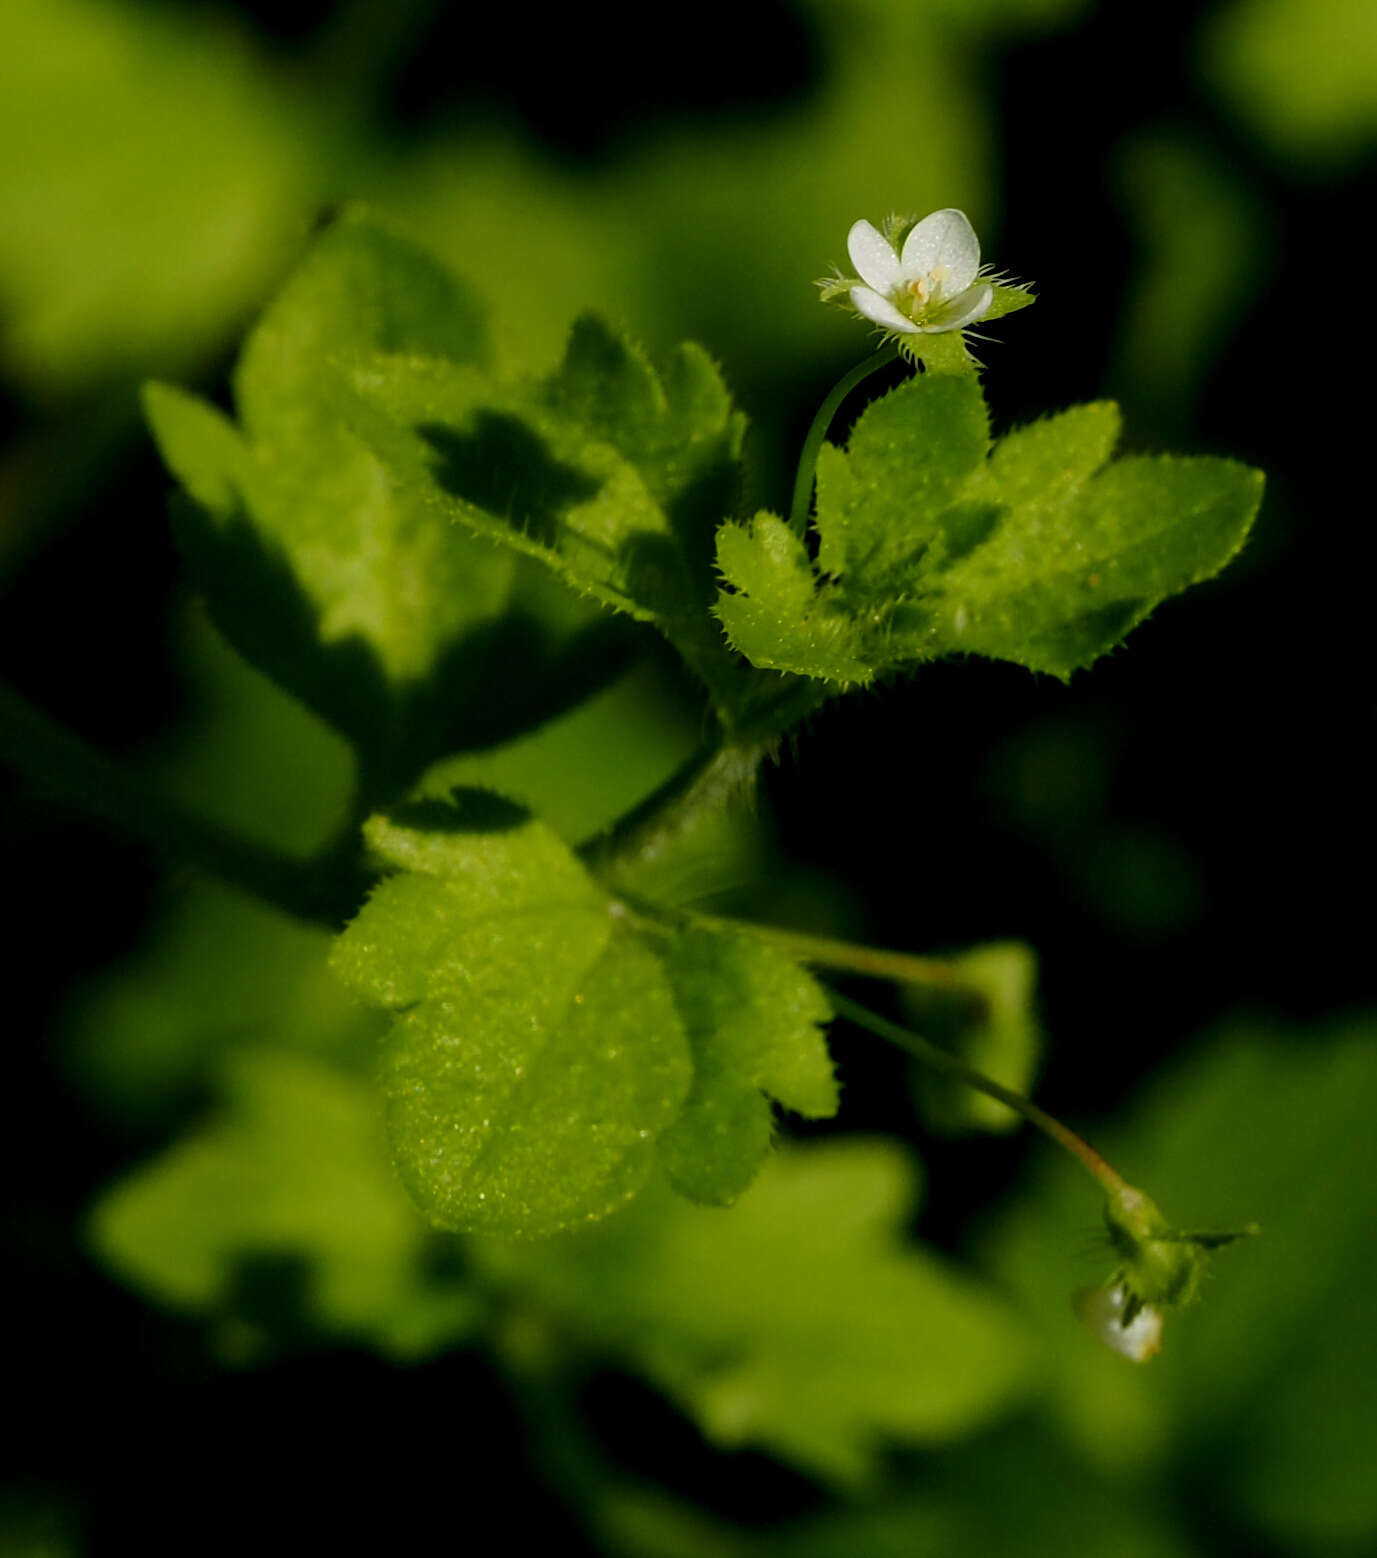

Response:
(332, 790), (841, 1230)
(475, 1139), (1033, 1486)
(656, 927), (838, 1204)
(89, 1050), (478, 1361)
(717, 379), (1263, 685)
(144, 208), (609, 791)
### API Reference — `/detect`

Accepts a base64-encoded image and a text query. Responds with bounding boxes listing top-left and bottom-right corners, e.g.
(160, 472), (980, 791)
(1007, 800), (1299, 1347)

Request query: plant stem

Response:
(0, 679), (365, 926)
(580, 738), (764, 881)
(829, 989), (1129, 1196)
(787, 345), (902, 536)
(718, 917), (985, 1010)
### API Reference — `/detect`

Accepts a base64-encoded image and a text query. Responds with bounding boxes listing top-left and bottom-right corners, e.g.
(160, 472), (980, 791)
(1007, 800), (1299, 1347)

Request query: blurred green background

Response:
(2, 0), (1375, 1552)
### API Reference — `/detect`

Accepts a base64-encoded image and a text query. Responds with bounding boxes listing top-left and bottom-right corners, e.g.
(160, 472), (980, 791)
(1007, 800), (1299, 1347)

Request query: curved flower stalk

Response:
(819, 207), (1033, 360)
(823, 993), (1256, 1364)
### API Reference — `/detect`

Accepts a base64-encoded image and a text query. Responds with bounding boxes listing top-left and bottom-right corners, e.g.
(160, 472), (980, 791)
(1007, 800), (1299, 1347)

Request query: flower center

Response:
(902, 264), (952, 319)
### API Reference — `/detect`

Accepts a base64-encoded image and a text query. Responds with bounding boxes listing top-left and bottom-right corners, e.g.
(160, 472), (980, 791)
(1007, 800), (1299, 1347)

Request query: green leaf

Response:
(920, 424), (1263, 677)
(717, 382), (1263, 685)
(89, 1050), (478, 1361)
(656, 927), (838, 1204)
(714, 513), (871, 683)
(343, 313), (759, 723)
(813, 374), (990, 582)
(475, 1139), (1033, 1487)
(331, 791), (693, 1236)
(145, 209), (605, 790)
(904, 942), (1040, 1135)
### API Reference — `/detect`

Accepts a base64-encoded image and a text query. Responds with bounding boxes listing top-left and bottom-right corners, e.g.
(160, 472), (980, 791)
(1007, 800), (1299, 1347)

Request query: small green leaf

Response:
(89, 1050), (477, 1361)
(814, 373), (990, 582)
(332, 791), (693, 1236)
(474, 1139), (1033, 1486)
(657, 927), (838, 1204)
(715, 513), (871, 683)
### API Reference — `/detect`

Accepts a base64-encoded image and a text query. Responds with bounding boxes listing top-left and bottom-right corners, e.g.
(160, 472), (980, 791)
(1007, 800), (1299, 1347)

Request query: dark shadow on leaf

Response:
(383, 789), (532, 837)
(661, 452), (742, 607)
(1044, 599), (1149, 667)
(937, 501), (1005, 564)
(224, 1250), (320, 1352)
(170, 491), (641, 804)
(170, 491), (398, 764)
(418, 414), (603, 548)
(617, 532), (693, 619)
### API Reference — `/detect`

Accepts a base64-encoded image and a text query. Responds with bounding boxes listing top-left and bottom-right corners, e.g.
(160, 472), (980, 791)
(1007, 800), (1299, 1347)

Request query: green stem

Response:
(829, 990), (1129, 1196)
(787, 345), (902, 536)
(719, 917), (985, 1009)
(0, 679), (365, 926)
(580, 739), (765, 882)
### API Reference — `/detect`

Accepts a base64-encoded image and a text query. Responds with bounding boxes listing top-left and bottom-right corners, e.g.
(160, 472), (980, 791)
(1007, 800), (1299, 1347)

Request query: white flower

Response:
(1073, 1281), (1165, 1363)
(845, 209), (994, 336)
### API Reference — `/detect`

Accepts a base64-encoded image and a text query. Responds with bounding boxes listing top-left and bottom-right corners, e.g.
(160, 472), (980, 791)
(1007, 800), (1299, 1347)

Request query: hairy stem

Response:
(829, 990), (1129, 1195)
(0, 679), (365, 926)
(787, 344), (902, 536)
(581, 739), (765, 882)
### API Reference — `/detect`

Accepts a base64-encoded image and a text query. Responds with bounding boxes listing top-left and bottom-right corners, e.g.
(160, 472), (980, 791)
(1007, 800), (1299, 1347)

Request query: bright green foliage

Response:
(143, 210), (607, 790)
(717, 379), (1263, 684)
(342, 312), (755, 723)
(657, 928), (837, 1203)
(814, 373), (992, 580)
(332, 791), (691, 1236)
(89, 1049), (477, 1361)
(332, 792), (841, 1230)
(905, 942), (1040, 1135)
(714, 513), (871, 682)
(475, 1139), (1033, 1486)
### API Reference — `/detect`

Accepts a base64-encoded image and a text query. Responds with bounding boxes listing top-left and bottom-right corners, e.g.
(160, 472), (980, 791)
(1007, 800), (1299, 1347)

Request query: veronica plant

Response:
(0, 203), (1262, 1368)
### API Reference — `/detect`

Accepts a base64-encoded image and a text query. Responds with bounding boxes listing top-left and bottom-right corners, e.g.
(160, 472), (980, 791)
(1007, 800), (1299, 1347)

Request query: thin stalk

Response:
(718, 917), (983, 1005)
(787, 345), (902, 536)
(829, 989), (1129, 1196)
